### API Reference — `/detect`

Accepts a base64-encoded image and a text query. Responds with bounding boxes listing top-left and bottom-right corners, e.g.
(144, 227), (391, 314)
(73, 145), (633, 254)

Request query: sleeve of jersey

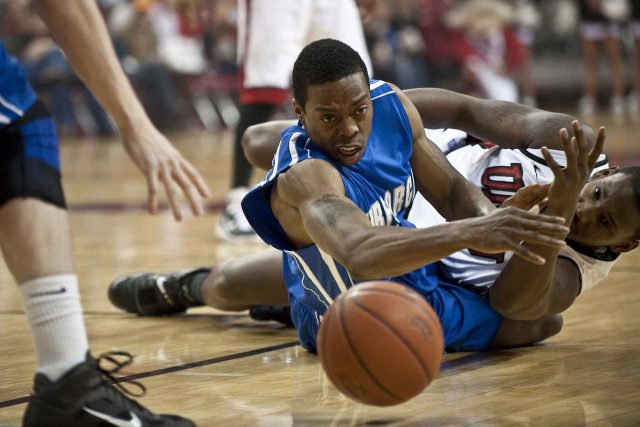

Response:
(241, 126), (323, 251)
(369, 79), (413, 144)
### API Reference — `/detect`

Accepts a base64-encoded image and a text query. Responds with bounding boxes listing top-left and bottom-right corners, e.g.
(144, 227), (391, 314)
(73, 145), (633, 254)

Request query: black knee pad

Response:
(0, 100), (66, 209)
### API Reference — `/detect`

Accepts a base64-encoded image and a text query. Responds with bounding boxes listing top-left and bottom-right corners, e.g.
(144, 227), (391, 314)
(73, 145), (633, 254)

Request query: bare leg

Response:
(582, 39), (600, 102)
(519, 44), (536, 105)
(491, 314), (563, 349)
(0, 199), (74, 283)
(201, 248), (288, 311)
(604, 34), (626, 100)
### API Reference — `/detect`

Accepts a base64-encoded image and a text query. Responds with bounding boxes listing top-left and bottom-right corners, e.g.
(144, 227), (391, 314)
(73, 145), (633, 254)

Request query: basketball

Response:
(317, 281), (444, 406)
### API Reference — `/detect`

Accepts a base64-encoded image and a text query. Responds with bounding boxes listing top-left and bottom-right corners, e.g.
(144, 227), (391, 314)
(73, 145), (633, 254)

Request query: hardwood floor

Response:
(0, 115), (638, 426)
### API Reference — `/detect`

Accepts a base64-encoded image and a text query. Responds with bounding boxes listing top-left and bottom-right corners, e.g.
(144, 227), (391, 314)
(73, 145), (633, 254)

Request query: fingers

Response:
(572, 120), (589, 171)
(510, 244), (546, 266)
(161, 168), (182, 222)
(146, 170), (159, 215)
(587, 126), (606, 168)
(515, 229), (567, 249)
(171, 166), (203, 217)
(181, 159), (212, 199)
(559, 127), (577, 168)
(541, 146), (564, 178)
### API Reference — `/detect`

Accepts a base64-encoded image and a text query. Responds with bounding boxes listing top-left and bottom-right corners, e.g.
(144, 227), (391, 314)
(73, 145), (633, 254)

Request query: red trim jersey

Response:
(408, 128), (614, 294)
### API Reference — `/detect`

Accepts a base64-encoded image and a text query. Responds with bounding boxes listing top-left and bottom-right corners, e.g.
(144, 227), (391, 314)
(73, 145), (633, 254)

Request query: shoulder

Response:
(276, 159), (345, 206)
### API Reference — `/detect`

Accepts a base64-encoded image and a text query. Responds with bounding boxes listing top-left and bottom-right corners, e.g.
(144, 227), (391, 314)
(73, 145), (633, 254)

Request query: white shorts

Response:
(580, 22), (621, 41)
(237, 0), (372, 104)
(631, 22), (640, 39)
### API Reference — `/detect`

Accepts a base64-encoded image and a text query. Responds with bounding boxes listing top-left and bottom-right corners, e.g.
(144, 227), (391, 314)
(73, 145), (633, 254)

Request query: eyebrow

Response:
(315, 94), (369, 112)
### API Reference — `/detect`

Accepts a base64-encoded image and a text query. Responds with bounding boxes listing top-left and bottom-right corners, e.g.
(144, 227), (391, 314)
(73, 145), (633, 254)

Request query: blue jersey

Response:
(0, 41), (37, 127)
(242, 80), (439, 315)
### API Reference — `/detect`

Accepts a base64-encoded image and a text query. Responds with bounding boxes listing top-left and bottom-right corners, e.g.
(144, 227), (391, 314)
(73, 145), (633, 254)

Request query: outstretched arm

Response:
(273, 158), (568, 280)
(394, 85), (494, 221)
(34, 0), (210, 221)
(489, 123), (606, 320)
(404, 88), (597, 150)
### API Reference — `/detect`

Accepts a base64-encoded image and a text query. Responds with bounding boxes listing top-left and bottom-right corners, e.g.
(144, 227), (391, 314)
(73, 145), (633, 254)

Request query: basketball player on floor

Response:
(112, 39), (609, 354)
(109, 84), (638, 342)
(1, 1), (210, 425)
(218, 0), (374, 242)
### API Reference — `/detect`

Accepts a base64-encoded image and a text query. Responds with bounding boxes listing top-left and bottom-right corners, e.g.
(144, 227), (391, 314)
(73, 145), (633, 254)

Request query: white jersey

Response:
(408, 128), (616, 294)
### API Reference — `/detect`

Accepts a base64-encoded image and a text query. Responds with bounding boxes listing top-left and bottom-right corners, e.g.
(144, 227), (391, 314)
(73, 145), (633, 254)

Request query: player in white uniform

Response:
(219, 0), (374, 241)
(409, 128), (614, 296)
(110, 88), (638, 344)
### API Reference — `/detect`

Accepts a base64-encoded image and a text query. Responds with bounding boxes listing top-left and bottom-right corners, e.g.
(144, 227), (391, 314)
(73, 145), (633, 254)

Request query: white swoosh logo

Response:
(83, 407), (142, 427)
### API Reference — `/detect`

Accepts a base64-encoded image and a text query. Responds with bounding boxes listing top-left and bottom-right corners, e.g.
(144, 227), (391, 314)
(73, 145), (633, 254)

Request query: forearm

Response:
(489, 201), (574, 320)
(405, 88), (594, 149)
(35, 0), (148, 131)
(444, 176), (495, 220)
(342, 222), (470, 280)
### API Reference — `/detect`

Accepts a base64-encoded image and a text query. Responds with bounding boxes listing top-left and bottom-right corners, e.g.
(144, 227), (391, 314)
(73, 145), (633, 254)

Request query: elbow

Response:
(241, 125), (270, 170)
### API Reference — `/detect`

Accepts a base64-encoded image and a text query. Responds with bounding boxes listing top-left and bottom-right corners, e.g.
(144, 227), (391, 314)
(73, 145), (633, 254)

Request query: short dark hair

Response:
(292, 38), (369, 109)
(618, 166), (640, 240)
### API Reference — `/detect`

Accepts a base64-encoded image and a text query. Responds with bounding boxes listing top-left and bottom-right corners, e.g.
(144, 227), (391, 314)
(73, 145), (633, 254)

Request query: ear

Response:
(611, 240), (639, 253)
(293, 98), (305, 127)
(591, 166), (619, 179)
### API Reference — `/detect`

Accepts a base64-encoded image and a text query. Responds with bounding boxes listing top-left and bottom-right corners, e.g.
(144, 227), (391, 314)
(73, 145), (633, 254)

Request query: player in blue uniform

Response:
(1, 1), (209, 425)
(235, 38), (600, 353)
(110, 78), (624, 350)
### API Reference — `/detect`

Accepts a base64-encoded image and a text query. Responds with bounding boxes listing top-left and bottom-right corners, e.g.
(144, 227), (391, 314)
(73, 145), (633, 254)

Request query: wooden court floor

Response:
(1, 116), (639, 426)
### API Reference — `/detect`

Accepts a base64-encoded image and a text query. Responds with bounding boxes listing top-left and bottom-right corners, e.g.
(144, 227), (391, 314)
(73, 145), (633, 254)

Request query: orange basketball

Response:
(317, 281), (444, 406)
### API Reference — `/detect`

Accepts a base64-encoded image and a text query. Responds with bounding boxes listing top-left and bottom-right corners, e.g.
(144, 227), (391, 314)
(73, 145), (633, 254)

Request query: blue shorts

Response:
(0, 100), (65, 208)
(291, 280), (503, 354)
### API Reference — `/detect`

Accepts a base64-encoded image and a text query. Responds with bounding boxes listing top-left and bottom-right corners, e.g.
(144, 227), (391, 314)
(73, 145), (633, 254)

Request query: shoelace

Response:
(96, 351), (147, 398)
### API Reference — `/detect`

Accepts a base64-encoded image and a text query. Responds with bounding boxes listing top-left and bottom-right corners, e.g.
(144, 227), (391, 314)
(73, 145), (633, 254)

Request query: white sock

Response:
(20, 274), (89, 381)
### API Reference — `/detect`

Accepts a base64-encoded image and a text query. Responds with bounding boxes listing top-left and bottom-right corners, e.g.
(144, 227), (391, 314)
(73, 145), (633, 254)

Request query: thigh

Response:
(0, 100), (72, 283)
(308, 0), (371, 73)
(426, 282), (503, 352)
(240, 0), (312, 91)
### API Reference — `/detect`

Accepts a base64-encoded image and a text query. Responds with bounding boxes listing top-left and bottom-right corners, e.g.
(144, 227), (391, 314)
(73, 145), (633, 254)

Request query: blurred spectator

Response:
(365, 0), (431, 89)
(0, 0), (114, 136)
(107, 0), (182, 130)
(445, 0), (523, 102)
(512, 0), (541, 106)
(629, 0), (640, 121)
(577, 0), (629, 122)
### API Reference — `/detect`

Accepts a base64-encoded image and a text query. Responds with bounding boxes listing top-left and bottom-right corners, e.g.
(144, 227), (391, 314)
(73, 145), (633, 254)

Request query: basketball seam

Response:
(355, 287), (444, 354)
(338, 298), (404, 404)
(352, 298), (433, 386)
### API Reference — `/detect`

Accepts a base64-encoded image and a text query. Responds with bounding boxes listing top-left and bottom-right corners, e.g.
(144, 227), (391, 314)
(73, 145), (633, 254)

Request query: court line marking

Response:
(0, 341), (299, 409)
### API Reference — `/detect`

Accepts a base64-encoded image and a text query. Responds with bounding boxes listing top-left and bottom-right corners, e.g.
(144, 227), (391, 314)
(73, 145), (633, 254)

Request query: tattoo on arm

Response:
(314, 195), (361, 227)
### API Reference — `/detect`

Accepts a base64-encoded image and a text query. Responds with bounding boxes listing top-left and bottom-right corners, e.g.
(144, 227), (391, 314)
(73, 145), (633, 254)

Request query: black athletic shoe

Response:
(108, 269), (209, 316)
(249, 305), (294, 327)
(23, 351), (196, 427)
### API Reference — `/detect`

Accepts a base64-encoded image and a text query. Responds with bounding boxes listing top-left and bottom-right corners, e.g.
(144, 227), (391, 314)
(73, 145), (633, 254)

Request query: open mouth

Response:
(336, 145), (361, 158)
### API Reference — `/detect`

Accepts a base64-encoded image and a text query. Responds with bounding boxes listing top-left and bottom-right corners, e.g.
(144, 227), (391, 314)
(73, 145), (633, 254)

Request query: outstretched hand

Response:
(120, 122), (211, 221)
(463, 207), (569, 265)
(541, 121), (606, 205)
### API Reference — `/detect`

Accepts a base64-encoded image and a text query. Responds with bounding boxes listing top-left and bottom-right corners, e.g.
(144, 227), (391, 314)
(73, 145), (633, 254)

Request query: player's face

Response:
(568, 170), (639, 251)
(295, 73), (373, 166)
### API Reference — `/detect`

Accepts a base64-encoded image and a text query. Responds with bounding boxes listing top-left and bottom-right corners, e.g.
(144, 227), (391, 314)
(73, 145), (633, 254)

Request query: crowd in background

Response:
(2, 0), (640, 136)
